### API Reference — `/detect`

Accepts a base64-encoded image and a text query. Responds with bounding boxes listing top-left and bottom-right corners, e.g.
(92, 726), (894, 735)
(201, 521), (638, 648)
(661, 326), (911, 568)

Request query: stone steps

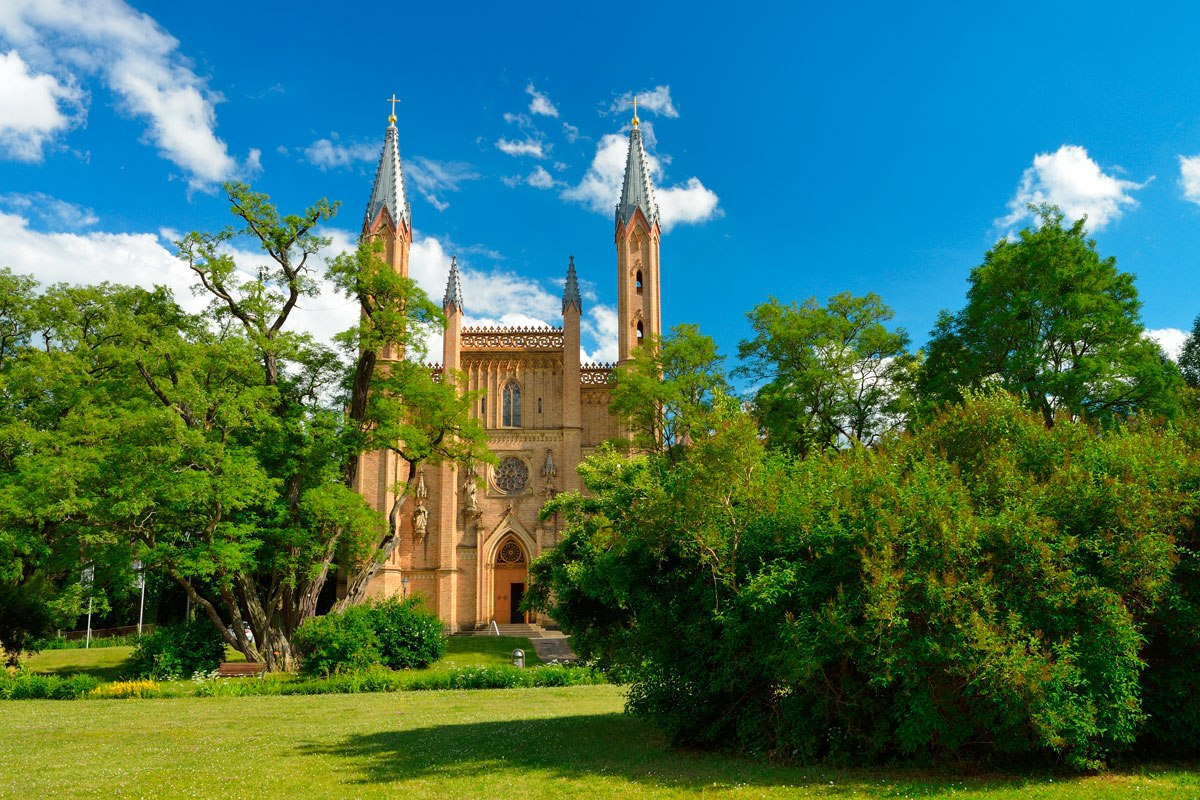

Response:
(458, 622), (567, 639)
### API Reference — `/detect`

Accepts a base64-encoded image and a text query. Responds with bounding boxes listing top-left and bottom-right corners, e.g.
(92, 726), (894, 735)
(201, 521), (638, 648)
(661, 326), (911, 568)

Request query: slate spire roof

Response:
(444, 256), (463, 310)
(363, 117), (411, 232)
(562, 255), (582, 314)
(615, 123), (659, 229)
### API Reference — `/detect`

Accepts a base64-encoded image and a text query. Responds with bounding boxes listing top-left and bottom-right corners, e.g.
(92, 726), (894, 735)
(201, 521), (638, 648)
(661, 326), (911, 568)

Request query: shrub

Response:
(530, 392), (1197, 770)
(0, 671), (100, 700)
(370, 597), (446, 669)
(125, 619), (226, 680)
(292, 605), (379, 676)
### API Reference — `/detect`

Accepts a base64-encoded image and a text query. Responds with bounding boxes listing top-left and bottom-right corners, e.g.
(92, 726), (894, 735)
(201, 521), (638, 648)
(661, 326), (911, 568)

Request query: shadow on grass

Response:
(299, 712), (1068, 796)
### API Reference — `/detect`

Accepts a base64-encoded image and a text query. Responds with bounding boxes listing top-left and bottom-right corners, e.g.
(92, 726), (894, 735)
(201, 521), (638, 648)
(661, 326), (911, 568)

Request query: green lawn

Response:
(2, 684), (1197, 799)
(22, 645), (136, 681)
(435, 636), (544, 670)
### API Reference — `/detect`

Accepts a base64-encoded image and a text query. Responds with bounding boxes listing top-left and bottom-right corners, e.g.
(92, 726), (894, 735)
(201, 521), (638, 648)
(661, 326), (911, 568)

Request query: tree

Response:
(918, 205), (1181, 426)
(608, 323), (729, 457)
(1178, 313), (1200, 388)
(0, 278), (165, 660)
(737, 292), (917, 456)
(0, 182), (488, 671)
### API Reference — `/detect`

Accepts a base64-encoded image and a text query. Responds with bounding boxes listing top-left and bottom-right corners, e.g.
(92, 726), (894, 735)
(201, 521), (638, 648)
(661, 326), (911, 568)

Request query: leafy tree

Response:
(918, 205), (1181, 426)
(608, 323), (729, 458)
(0, 182), (488, 671)
(737, 292), (916, 455)
(1178, 313), (1200, 388)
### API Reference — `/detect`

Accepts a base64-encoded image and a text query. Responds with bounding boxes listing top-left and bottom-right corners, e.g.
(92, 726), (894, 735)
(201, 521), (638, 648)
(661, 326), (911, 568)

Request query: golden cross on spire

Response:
(386, 93), (401, 124)
(629, 95), (640, 128)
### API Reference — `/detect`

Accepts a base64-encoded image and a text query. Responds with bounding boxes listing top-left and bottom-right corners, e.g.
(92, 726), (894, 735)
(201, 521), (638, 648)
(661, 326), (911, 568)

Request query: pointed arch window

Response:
(636, 270), (643, 295)
(502, 380), (522, 427)
(636, 321), (644, 346)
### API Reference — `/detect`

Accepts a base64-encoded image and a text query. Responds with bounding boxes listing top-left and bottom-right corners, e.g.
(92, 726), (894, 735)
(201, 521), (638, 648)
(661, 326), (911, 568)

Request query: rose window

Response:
(498, 541), (525, 563)
(495, 457), (529, 494)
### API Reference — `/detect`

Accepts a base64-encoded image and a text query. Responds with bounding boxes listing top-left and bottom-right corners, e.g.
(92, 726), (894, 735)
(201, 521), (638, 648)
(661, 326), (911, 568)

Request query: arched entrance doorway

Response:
(492, 536), (528, 624)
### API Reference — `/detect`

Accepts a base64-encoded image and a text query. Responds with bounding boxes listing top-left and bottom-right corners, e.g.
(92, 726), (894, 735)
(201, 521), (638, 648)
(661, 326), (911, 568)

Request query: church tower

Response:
(614, 102), (662, 363)
(364, 100), (413, 360)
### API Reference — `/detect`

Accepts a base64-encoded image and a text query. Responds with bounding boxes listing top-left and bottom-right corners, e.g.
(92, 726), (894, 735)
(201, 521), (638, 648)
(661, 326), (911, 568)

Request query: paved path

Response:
(529, 636), (578, 663)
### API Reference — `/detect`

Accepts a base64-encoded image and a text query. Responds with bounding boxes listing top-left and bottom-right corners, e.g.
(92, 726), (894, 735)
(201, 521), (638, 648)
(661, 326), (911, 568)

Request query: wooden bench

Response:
(217, 662), (266, 678)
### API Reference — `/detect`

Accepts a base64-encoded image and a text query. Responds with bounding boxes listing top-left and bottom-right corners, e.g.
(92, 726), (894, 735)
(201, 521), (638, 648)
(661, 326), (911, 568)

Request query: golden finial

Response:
(386, 93), (400, 125)
(629, 95), (639, 128)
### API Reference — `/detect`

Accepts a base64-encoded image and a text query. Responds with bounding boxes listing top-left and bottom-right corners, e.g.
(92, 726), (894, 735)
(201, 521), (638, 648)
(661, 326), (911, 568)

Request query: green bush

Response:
(370, 597), (446, 669)
(0, 671), (100, 700)
(125, 619), (226, 680)
(292, 605), (379, 676)
(530, 392), (1199, 770)
(291, 598), (446, 676)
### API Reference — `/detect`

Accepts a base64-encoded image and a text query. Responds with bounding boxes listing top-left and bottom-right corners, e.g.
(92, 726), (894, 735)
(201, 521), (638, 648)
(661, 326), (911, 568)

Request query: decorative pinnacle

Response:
(386, 93), (400, 125)
(629, 95), (639, 128)
(562, 255), (582, 314)
(443, 256), (464, 310)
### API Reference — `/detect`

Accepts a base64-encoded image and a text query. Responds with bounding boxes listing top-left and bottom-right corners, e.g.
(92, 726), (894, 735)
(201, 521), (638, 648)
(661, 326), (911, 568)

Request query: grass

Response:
(22, 645), (135, 681)
(435, 635), (544, 670)
(2, 684), (1198, 799)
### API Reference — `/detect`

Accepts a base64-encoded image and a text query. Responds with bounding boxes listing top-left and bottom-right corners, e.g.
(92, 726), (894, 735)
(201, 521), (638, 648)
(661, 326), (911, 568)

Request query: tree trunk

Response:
(333, 472), (413, 611)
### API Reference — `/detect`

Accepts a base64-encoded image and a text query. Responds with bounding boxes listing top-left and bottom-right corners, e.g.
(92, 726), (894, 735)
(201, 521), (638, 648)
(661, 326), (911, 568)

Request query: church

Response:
(352, 104), (664, 630)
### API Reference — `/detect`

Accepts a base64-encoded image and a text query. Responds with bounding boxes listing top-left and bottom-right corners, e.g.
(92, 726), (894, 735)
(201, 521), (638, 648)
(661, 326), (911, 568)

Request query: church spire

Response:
(562, 255), (582, 314)
(363, 104), (411, 233)
(443, 256), (464, 311)
(614, 100), (663, 364)
(615, 105), (659, 231)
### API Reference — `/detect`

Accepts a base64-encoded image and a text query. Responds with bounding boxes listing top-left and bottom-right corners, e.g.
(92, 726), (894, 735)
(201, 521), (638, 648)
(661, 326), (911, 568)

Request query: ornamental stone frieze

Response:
(460, 326), (565, 350)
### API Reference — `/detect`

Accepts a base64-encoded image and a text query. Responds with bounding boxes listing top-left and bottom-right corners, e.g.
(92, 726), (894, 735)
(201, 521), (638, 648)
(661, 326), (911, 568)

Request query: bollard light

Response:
(511, 648), (525, 669)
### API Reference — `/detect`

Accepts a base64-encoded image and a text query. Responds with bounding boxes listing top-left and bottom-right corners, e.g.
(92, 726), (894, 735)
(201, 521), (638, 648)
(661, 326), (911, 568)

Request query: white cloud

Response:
(611, 85), (679, 119)
(561, 133), (720, 231)
(0, 209), (194, 301)
(494, 138), (547, 158)
(405, 158), (480, 212)
(0, 192), (97, 229)
(1179, 155), (1200, 205)
(525, 83), (558, 117)
(526, 166), (555, 189)
(0, 0), (250, 187)
(562, 123), (580, 143)
(406, 237), (616, 362)
(496, 138), (545, 158)
(658, 178), (721, 229)
(581, 305), (619, 364)
(1146, 328), (1189, 362)
(0, 50), (77, 161)
(302, 136), (377, 170)
(999, 145), (1147, 232)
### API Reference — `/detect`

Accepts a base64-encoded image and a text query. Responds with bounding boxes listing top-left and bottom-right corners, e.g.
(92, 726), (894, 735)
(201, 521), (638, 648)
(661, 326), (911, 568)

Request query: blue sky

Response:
(3, 1), (1200, 366)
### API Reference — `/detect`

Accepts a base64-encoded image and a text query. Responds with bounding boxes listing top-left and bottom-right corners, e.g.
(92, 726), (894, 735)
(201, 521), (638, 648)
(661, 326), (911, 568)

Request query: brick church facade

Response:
(353, 106), (662, 630)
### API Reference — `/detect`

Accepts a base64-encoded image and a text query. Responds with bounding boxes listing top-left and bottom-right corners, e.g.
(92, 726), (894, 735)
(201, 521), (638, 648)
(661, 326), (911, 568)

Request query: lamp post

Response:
(133, 561), (146, 636)
(81, 565), (94, 649)
(401, 576), (410, 600)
